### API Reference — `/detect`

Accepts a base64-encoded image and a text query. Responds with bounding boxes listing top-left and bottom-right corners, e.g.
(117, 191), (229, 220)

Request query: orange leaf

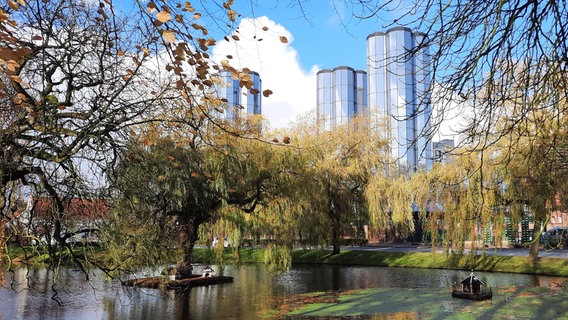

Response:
(156, 11), (171, 23)
(162, 30), (175, 43)
(227, 10), (236, 22)
(279, 36), (288, 44)
(8, 1), (19, 10)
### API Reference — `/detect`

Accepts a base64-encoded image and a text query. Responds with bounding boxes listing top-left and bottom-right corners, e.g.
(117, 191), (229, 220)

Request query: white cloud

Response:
(430, 82), (472, 143)
(212, 16), (317, 129)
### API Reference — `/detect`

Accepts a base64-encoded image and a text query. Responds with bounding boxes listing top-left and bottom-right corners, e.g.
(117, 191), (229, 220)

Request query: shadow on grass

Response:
(277, 285), (568, 319)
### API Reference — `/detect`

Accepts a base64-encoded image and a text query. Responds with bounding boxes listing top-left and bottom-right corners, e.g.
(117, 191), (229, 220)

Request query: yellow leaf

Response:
(162, 30), (175, 43)
(227, 10), (236, 22)
(279, 36), (288, 44)
(156, 11), (171, 23)
(6, 60), (19, 72)
(17, 0), (26, 5)
(8, 1), (18, 10)
(184, 2), (195, 12)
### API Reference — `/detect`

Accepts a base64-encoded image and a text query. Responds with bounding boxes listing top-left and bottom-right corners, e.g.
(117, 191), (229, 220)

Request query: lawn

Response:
(277, 286), (568, 319)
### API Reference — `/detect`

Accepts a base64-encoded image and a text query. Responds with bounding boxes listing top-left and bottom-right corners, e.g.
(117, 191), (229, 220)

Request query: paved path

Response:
(343, 244), (568, 259)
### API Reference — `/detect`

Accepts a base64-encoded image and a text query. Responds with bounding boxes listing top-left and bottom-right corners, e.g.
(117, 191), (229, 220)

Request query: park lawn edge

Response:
(192, 247), (568, 277)
(5, 246), (568, 277)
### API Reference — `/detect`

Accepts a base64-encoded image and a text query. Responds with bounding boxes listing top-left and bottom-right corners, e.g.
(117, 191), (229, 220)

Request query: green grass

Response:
(284, 286), (568, 319)
(290, 249), (568, 277)
(6, 246), (568, 277)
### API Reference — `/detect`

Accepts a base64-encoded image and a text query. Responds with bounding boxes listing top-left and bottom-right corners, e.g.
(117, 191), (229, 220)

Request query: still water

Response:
(0, 264), (563, 319)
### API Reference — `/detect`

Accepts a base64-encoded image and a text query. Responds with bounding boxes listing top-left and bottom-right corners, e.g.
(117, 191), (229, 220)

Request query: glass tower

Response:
(215, 70), (262, 120)
(367, 27), (432, 172)
(244, 71), (262, 116)
(316, 66), (367, 130)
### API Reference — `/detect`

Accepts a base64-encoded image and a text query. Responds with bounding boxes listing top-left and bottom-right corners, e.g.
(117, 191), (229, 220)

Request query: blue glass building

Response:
(366, 27), (432, 171)
(215, 70), (262, 120)
(317, 28), (432, 172)
(316, 66), (367, 130)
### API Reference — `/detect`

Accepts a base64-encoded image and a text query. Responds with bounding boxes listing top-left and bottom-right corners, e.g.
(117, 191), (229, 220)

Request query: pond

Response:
(0, 264), (564, 319)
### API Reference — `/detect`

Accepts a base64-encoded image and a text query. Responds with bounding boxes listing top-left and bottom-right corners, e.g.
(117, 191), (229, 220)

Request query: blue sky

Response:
(229, 1), (378, 71)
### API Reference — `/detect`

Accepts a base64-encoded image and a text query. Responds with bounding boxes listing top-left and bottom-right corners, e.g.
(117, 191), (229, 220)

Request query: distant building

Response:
(8, 197), (110, 245)
(367, 27), (433, 172)
(215, 70), (262, 120)
(316, 28), (433, 173)
(432, 139), (454, 163)
(316, 66), (367, 130)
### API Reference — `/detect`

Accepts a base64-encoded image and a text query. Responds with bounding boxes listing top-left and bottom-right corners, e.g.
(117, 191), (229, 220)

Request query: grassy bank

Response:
(192, 247), (568, 277)
(276, 286), (568, 319)
(5, 246), (568, 277)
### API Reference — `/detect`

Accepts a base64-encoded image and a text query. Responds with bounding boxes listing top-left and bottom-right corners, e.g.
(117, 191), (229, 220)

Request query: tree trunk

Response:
(331, 211), (341, 255)
(528, 204), (547, 263)
(176, 214), (199, 279)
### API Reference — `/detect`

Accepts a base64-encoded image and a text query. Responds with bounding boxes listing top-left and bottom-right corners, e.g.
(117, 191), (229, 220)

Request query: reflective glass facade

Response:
(316, 66), (367, 130)
(366, 27), (432, 171)
(215, 71), (262, 120)
(244, 71), (262, 116)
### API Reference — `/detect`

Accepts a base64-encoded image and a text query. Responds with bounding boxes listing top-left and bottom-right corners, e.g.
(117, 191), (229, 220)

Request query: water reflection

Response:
(1, 264), (565, 320)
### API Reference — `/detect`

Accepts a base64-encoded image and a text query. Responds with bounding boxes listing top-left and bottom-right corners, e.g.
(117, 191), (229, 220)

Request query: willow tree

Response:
(109, 137), (245, 277)
(287, 115), (388, 254)
(365, 169), (431, 243)
(492, 105), (568, 261)
(107, 113), (302, 276)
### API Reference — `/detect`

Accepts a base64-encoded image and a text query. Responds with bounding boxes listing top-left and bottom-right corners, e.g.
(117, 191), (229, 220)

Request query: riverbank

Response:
(5, 245), (568, 277)
(192, 247), (568, 277)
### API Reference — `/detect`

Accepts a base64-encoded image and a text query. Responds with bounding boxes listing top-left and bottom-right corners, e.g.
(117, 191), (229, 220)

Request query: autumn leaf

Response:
(193, 12), (202, 20)
(162, 30), (175, 43)
(8, 1), (19, 10)
(262, 26), (269, 31)
(262, 89), (273, 97)
(227, 10), (236, 22)
(156, 11), (171, 23)
(147, 1), (157, 13)
(279, 36), (288, 44)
